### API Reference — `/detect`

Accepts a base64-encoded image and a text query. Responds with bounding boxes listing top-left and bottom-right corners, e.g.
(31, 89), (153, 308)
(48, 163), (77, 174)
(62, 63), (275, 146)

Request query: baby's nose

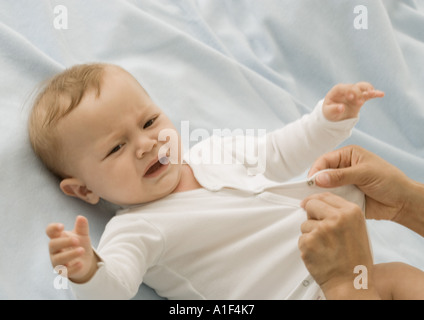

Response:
(135, 136), (157, 159)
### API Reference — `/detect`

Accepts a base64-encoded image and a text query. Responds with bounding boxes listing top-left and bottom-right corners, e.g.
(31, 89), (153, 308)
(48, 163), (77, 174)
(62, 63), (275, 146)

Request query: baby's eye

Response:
(143, 117), (157, 129)
(108, 144), (124, 156)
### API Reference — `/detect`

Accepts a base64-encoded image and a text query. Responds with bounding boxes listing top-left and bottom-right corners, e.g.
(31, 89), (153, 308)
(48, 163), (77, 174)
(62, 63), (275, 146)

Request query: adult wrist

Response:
(395, 180), (424, 237)
(322, 279), (381, 300)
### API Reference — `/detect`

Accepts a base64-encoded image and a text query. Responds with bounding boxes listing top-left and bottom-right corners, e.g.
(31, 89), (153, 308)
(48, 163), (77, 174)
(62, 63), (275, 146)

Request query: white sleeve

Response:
(69, 259), (132, 300)
(69, 214), (163, 300)
(256, 99), (358, 181)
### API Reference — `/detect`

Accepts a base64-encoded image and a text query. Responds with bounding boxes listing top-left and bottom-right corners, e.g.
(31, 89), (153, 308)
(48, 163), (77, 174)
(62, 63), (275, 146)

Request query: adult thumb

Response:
(74, 215), (90, 236)
(314, 168), (356, 188)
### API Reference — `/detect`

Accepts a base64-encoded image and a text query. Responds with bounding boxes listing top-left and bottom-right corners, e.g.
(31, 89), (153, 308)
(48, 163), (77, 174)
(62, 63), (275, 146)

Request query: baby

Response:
(30, 63), (414, 299)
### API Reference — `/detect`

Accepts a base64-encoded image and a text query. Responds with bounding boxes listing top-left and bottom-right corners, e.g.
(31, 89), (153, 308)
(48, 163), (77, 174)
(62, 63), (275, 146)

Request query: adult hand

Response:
(308, 145), (424, 237)
(299, 192), (380, 299)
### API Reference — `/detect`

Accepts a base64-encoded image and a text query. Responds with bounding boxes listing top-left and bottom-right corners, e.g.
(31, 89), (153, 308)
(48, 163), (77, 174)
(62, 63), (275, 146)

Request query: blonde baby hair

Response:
(28, 63), (107, 178)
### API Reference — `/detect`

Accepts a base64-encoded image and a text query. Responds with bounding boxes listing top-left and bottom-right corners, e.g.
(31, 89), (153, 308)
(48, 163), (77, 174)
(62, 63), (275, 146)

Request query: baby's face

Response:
(57, 67), (183, 206)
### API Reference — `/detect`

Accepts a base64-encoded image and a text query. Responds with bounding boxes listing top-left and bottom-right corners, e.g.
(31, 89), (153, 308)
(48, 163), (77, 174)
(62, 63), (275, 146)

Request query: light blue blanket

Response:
(1, 0), (423, 299)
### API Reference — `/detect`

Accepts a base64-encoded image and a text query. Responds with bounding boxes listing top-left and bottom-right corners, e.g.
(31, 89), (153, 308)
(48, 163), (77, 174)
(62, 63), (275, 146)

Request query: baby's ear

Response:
(59, 178), (100, 205)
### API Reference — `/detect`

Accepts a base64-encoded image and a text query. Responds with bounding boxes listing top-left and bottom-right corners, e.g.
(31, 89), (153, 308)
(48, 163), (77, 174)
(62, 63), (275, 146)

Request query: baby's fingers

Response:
(356, 81), (375, 92)
(356, 82), (385, 100)
(363, 89), (385, 100)
(49, 236), (79, 255)
(50, 246), (85, 268)
(347, 84), (364, 102)
(344, 84), (367, 106)
(46, 223), (64, 239)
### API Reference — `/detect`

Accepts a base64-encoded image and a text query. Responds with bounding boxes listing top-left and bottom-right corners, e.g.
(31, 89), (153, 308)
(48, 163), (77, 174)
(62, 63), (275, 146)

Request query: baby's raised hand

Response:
(322, 82), (384, 121)
(46, 215), (99, 283)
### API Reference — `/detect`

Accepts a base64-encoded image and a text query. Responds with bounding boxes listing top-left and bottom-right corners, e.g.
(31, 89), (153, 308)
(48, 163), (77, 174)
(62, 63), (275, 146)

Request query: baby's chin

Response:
(111, 193), (171, 208)
(114, 185), (180, 208)
(103, 163), (184, 207)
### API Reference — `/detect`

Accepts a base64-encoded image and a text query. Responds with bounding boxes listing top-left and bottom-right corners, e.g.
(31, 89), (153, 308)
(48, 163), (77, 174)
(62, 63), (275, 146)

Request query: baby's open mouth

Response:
(145, 160), (162, 175)
(144, 156), (169, 178)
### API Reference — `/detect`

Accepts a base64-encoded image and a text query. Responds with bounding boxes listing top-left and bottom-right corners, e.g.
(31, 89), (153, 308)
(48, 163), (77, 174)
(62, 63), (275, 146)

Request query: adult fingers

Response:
(314, 167), (359, 188)
(301, 197), (338, 220)
(301, 192), (355, 222)
(308, 146), (367, 188)
(303, 192), (348, 209)
(300, 219), (319, 234)
(307, 147), (352, 178)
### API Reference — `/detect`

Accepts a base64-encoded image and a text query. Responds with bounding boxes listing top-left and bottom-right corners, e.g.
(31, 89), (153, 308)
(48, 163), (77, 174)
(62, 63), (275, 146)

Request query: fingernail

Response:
(316, 172), (330, 186)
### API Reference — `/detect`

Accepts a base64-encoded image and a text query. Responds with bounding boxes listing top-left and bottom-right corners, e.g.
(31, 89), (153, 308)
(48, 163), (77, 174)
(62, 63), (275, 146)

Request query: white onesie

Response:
(70, 100), (365, 299)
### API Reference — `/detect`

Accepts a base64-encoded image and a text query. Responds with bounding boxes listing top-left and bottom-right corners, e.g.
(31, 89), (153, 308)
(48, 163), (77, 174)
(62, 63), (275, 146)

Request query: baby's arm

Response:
(322, 82), (384, 121)
(46, 215), (99, 283)
(259, 82), (383, 181)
